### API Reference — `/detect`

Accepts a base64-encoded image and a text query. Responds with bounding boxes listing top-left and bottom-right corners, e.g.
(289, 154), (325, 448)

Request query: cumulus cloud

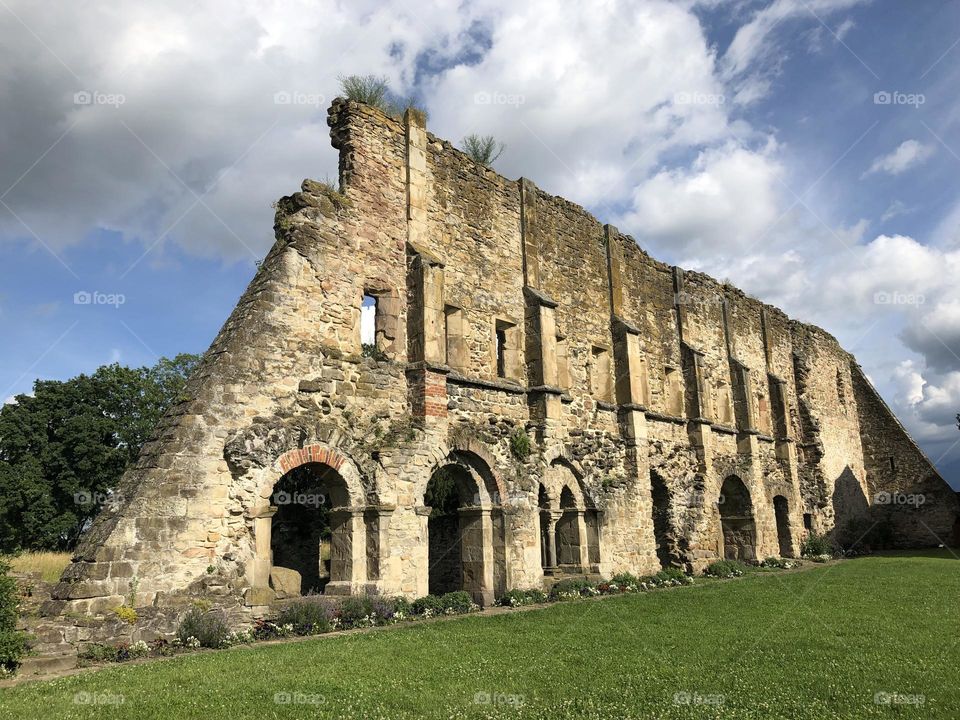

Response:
(890, 361), (960, 444)
(427, 0), (731, 207)
(901, 300), (960, 374)
(620, 141), (783, 256)
(0, 0), (487, 262)
(862, 139), (934, 178)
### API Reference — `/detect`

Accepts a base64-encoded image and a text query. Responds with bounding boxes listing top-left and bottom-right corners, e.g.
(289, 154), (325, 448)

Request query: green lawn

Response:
(2, 551), (958, 719)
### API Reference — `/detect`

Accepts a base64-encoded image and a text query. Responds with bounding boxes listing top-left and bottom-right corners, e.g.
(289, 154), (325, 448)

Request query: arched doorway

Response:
(538, 484), (554, 574)
(719, 475), (756, 561)
(423, 451), (504, 605)
(269, 462), (351, 596)
(556, 486), (582, 570)
(650, 470), (675, 568)
(773, 495), (793, 557)
(541, 459), (600, 575)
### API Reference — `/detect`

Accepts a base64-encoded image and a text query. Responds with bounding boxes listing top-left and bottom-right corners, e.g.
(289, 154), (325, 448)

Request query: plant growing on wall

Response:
(509, 427), (531, 461)
(339, 75), (428, 124)
(461, 134), (505, 166)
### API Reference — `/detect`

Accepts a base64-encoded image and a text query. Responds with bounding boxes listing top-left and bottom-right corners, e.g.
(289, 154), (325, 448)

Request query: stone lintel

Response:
(523, 285), (559, 308)
(681, 341), (706, 357)
(406, 241), (445, 268)
(612, 315), (642, 336)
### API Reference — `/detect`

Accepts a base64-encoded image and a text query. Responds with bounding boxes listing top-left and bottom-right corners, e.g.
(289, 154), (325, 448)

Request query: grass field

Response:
(4, 552), (71, 583)
(2, 551), (957, 719)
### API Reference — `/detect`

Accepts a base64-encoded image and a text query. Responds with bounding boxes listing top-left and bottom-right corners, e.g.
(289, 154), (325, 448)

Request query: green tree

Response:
(0, 354), (200, 552)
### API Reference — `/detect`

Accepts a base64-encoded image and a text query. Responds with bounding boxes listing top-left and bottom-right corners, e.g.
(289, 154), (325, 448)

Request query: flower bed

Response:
(67, 561), (812, 670)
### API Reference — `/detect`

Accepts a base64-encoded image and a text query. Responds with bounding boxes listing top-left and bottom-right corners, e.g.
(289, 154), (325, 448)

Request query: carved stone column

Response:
(245, 505), (278, 606)
(326, 506), (367, 595)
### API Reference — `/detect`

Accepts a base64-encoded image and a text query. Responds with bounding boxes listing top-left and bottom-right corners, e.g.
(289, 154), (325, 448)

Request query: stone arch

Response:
(421, 442), (507, 605)
(269, 444), (366, 507)
(542, 458), (600, 574)
(422, 432), (508, 505)
(247, 444), (369, 603)
(719, 475), (757, 561)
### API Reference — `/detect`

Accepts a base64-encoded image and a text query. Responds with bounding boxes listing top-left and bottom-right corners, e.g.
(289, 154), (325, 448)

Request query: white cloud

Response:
(620, 141), (783, 256)
(0, 0), (486, 261)
(880, 199), (913, 222)
(890, 360), (960, 443)
(3, 396), (16, 406)
(720, 0), (870, 103)
(862, 139), (934, 178)
(427, 0), (731, 207)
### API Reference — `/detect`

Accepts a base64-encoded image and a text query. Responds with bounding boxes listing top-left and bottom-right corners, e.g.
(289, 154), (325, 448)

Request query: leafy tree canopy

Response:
(0, 354), (200, 552)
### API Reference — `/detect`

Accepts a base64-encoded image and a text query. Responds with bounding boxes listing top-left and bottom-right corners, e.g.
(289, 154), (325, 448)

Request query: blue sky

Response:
(2, 0), (960, 486)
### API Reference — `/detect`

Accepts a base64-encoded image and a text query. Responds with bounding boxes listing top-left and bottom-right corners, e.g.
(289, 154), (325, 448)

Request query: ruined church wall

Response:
(851, 365), (959, 546)
(54, 102), (416, 611)
(789, 324), (868, 534)
(51, 97), (956, 625)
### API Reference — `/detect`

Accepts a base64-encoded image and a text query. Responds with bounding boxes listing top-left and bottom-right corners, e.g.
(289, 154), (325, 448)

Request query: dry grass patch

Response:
(5, 552), (71, 584)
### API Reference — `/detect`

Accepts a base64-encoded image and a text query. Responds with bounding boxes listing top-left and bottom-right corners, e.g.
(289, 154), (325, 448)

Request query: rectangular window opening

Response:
(496, 328), (507, 378)
(361, 293), (378, 348)
(591, 346), (613, 403)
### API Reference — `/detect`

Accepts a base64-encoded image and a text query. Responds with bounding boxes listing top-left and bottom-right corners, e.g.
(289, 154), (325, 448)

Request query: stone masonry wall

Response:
(46, 97), (957, 641)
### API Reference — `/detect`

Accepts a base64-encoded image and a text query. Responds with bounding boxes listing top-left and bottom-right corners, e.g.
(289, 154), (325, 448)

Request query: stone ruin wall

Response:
(44, 99), (958, 632)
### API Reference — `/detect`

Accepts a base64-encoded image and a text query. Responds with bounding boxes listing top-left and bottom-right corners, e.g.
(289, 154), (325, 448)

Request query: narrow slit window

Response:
(361, 293), (378, 348)
(496, 327), (507, 378)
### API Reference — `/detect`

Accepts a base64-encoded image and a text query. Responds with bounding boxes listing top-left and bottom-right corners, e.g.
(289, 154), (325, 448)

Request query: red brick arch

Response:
(278, 444), (347, 474)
